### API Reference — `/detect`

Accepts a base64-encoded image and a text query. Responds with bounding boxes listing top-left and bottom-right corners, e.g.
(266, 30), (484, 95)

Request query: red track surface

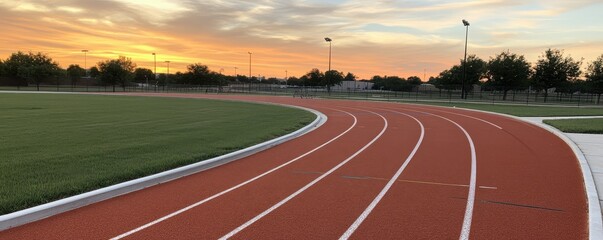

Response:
(1, 94), (588, 239)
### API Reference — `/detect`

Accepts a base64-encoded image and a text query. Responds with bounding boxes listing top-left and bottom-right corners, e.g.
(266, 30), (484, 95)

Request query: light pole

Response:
(248, 52), (252, 78)
(325, 37), (332, 93)
(234, 67), (238, 77)
(152, 53), (157, 74)
(248, 52), (252, 92)
(462, 19), (470, 99)
(81, 50), (88, 76)
(165, 61), (170, 91)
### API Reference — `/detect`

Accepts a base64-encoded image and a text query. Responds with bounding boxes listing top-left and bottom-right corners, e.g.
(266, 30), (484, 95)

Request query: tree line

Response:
(0, 52), (351, 92)
(1, 49), (602, 103)
(429, 48), (603, 103)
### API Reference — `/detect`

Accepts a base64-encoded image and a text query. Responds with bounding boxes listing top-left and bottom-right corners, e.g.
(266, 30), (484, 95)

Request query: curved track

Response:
(0, 93), (588, 239)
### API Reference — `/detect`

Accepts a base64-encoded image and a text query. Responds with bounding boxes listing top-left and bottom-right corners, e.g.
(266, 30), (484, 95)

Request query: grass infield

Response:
(544, 118), (603, 134)
(413, 102), (603, 117)
(0, 93), (314, 215)
(411, 102), (603, 134)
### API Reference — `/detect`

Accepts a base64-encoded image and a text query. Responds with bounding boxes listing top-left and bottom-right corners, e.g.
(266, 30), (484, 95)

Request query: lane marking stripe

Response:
(339, 109), (425, 239)
(111, 109), (358, 240)
(388, 104), (503, 130)
(219, 109), (389, 239)
(291, 171), (496, 189)
(368, 107), (479, 240)
(426, 108), (503, 130)
(429, 114), (477, 240)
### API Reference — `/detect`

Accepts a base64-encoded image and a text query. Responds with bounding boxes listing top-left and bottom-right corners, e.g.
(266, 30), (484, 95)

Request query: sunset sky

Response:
(1, 0), (602, 80)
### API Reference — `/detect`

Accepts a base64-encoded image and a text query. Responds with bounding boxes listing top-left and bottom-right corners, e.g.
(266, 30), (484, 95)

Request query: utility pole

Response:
(462, 19), (470, 99)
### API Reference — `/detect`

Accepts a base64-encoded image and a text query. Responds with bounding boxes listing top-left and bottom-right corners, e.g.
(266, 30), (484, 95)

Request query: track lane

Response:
(0, 105), (359, 239)
(111, 108), (357, 239)
(109, 107), (386, 239)
(401, 104), (588, 239)
(219, 108), (389, 239)
(0, 94), (589, 239)
(223, 107), (423, 239)
(332, 107), (476, 239)
(340, 109), (425, 239)
(348, 103), (587, 239)
(464, 113), (587, 239)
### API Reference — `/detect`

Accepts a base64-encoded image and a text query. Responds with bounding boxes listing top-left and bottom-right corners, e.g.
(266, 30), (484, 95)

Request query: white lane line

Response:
(111, 109), (358, 240)
(376, 107), (479, 239)
(339, 110), (425, 240)
(399, 105), (503, 130)
(431, 109), (503, 130)
(427, 113), (477, 240)
(219, 109), (389, 239)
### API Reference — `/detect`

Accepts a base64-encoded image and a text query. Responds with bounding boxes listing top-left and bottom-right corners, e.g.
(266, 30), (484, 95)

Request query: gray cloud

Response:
(1, 0), (602, 79)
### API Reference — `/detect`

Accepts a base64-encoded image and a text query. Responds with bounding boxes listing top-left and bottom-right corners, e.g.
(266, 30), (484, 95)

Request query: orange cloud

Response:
(0, 0), (602, 81)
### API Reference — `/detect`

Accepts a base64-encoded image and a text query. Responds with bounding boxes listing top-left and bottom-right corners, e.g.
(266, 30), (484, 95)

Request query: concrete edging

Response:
(0, 104), (327, 231)
(444, 106), (603, 240)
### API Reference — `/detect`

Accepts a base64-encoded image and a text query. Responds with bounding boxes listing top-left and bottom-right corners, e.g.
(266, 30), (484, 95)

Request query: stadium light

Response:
(152, 53), (157, 79)
(81, 50), (88, 77)
(325, 37), (332, 93)
(248, 52), (252, 92)
(462, 19), (470, 99)
(165, 61), (170, 91)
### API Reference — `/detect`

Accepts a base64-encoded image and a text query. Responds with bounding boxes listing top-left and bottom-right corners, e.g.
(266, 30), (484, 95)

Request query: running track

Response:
(1, 93), (588, 239)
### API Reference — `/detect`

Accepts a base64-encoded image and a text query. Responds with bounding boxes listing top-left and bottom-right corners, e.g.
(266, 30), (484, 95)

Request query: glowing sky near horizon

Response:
(1, 0), (602, 80)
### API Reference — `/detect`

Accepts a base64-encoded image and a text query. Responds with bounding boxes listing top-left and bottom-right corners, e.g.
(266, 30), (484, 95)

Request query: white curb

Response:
(0, 97), (327, 231)
(434, 105), (603, 240)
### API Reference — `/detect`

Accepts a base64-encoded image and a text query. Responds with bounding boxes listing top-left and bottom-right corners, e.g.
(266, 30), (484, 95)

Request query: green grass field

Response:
(411, 102), (603, 134)
(544, 118), (603, 134)
(0, 93), (314, 215)
(412, 101), (603, 117)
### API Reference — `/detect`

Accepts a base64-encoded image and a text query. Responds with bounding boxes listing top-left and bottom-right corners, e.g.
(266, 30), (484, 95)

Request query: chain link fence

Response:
(2, 82), (602, 107)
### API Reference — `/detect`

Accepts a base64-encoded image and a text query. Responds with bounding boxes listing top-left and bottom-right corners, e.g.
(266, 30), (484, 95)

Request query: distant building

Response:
(418, 83), (437, 91)
(332, 81), (374, 91)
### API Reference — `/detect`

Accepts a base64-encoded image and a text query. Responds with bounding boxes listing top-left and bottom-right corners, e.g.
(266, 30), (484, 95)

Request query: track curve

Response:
(0, 93), (588, 239)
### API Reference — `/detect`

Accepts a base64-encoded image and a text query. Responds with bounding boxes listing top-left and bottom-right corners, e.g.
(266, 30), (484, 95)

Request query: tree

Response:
(407, 76), (422, 85)
(344, 72), (357, 81)
(325, 70), (344, 91)
(133, 68), (155, 84)
(66, 64), (86, 87)
(186, 63), (211, 85)
(89, 66), (100, 85)
(98, 56), (136, 92)
(265, 77), (280, 84)
(207, 72), (226, 86)
(485, 51), (531, 100)
(461, 54), (487, 97)
(89, 66), (100, 78)
(236, 75), (249, 83)
(433, 55), (485, 96)
(586, 54), (603, 104)
(0, 60), (5, 77)
(3, 52), (31, 86)
(3, 52), (62, 90)
(301, 68), (324, 86)
(155, 73), (167, 85)
(433, 67), (461, 90)
(371, 75), (415, 91)
(287, 76), (302, 86)
(532, 48), (582, 102)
